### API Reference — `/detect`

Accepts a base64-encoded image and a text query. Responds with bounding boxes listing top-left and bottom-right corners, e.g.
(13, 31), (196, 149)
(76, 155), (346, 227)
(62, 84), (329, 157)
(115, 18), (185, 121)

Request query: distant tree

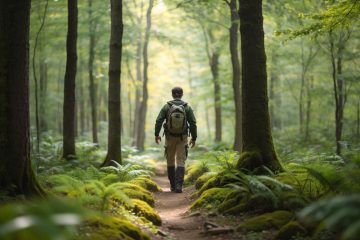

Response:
(237, 0), (283, 172)
(88, 0), (99, 144)
(225, 0), (242, 151)
(0, 0), (44, 196)
(136, 0), (154, 151)
(102, 0), (123, 166)
(63, 0), (78, 159)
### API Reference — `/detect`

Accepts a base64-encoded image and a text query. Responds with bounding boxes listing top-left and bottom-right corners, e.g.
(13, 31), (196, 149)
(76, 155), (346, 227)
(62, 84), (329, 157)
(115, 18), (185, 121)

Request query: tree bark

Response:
(210, 52), (222, 142)
(0, 0), (44, 196)
(136, 0), (154, 151)
(357, 99), (360, 139)
(329, 30), (348, 156)
(102, 0), (123, 166)
(63, 0), (78, 159)
(237, 0), (282, 172)
(228, 0), (242, 151)
(88, 0), (99, 144)
(269, 50), (282, 130)
(79, 71), (85, 136)
(39, 59), (48, 132)
(132, 2), (144, 146)
(304, 75), (313, 141)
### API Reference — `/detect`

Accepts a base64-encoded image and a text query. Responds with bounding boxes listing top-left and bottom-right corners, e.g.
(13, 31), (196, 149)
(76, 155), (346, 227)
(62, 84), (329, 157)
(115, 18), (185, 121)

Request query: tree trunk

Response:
(329, 31), (347, 156)
(269, 50), (282, 130)
(0, 0), (44, 196)
(63, 0), (78, 160)
(304, 75), (313, 141)
(79, 65), (85, 136)
(39, 59), (48, 132)
(210, 52), (222, 142)
(357, 99), (360, 139)
(88, 0), (99, 144)
(237, 0), (282, 172)
(136, 0), (154, 151)
(133, 9), (143, 147)
(228, 0), (242, 151)
(101, 0), (123, 166)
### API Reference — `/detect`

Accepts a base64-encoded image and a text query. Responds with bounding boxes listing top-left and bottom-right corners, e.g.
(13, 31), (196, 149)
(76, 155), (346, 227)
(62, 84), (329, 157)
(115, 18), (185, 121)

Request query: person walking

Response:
(154, 87), (197, 193)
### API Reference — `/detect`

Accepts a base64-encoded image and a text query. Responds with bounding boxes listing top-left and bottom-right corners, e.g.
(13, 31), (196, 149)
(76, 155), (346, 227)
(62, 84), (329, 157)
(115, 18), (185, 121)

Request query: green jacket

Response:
(154, 99), (197, 140)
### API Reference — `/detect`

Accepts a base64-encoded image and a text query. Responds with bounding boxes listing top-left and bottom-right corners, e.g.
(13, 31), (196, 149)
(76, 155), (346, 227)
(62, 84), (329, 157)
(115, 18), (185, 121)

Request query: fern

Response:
(84, 181), (131, 211)
(299, 194), (360, 240)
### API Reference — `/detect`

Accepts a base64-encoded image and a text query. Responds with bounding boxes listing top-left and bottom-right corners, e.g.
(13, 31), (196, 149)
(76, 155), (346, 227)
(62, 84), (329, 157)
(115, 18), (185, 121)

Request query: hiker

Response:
(154, 87), (197, 193)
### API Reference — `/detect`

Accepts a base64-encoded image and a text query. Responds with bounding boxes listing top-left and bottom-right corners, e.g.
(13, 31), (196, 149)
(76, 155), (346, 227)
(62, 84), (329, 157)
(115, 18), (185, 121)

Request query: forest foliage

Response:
(0, 0), (360, 239)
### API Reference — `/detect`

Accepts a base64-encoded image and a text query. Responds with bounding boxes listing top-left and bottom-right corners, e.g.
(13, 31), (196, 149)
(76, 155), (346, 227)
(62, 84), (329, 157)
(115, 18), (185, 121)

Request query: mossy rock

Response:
(122, 188), (155, 207)
(218, 196), (242, 213)
(130, 177), (161, 192)
(191, 187), (229, 210)
(195, 172), (217, 190)
(223, 202), (247, 215)
(245, 194), (276, 213)
(280, 192), (308, 211)
(237, 210), (294, 232)
(81, 216), (150, 240)
(275, 221), (307, 240)
(196, 173), (223, 196)
(130, 199), (161, 226)
(117, 183), (155, 207)
(185, 162), (209, 184)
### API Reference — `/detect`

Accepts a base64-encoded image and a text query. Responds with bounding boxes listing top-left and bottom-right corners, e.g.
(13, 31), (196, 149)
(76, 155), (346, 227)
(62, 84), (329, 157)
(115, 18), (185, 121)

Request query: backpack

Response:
(166, 102), (188, 135)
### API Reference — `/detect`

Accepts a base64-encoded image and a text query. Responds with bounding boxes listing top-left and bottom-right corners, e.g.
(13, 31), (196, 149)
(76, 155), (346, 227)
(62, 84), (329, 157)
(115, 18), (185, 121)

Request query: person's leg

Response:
(175, 136), (188, 193)
(165, 136), (177, 191)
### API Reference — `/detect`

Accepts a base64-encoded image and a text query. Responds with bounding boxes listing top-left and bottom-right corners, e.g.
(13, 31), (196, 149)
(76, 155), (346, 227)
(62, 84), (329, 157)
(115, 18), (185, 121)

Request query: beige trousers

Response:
(165, 135), (188, 167)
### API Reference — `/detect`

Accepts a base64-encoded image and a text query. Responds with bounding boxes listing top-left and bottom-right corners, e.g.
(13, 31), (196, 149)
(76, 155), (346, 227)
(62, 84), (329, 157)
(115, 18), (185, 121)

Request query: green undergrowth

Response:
(186, 148), (360, 240)
(0, 141), (163, 239)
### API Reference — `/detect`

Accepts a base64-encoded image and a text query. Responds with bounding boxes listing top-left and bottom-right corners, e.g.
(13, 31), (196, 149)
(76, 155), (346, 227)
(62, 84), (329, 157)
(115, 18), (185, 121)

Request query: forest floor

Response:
(150, 164), (243, 240)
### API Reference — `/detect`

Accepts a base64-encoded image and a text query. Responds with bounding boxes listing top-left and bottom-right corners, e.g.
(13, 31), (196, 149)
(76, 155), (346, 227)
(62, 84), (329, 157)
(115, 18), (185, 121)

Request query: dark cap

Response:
(172, 87), (183, 96)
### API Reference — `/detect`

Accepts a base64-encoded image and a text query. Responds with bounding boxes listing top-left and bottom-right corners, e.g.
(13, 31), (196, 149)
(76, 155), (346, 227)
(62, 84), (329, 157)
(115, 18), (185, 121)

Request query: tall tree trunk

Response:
(357, 99), (360, 139)
(237, 0), (282, 172)
(39, 59), (48, 132)
(304, 75), (313, 141)
(63, 0), (78, 160)
(329, 31), (348, 156)
(269, 50), (282, 130)
(205, 101), (212, 140)
(88, 0), (99, 144)
(136, 0), (154, 151)
(78, 64), (85, 136)
(299, 40), (305, 136)
(102, 0), (123, 166)
(133, 9), (143, 147)
(210, 52), (222, 142)
(228, 0), (242, 151)
(0, 0), (43, 196)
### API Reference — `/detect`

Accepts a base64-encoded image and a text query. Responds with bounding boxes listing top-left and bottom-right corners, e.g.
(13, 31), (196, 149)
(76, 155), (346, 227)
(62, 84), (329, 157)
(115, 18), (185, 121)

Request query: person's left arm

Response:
(186, 105), (197, 147)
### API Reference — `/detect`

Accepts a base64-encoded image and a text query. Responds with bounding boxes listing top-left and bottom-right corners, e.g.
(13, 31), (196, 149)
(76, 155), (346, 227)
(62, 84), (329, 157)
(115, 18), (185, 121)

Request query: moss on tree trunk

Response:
(237, 0), (283, 172)
(0, 0), (44, 196)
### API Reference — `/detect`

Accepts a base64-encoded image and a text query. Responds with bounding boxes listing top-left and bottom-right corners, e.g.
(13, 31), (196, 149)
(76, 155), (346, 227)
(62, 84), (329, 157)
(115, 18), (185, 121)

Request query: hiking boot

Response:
(167, 166), (176, 192)
(175, 166), (185, 193)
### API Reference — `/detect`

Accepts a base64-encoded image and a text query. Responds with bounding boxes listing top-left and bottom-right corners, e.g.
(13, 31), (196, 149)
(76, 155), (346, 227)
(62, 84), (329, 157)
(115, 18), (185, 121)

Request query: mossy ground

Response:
(130, 199), (162, 226)
(79, 216), (150, 240)
(237, 211), (294, 232)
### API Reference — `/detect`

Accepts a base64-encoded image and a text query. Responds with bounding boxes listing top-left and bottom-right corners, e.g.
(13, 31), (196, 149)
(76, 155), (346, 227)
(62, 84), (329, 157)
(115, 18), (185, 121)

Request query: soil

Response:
(151, 175), (243, 240)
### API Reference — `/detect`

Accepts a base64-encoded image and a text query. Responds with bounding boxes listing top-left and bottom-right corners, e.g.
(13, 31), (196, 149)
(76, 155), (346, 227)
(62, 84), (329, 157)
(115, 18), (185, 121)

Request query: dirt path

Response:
(152, 175), (208, 240)
(152, 175), (245, 240)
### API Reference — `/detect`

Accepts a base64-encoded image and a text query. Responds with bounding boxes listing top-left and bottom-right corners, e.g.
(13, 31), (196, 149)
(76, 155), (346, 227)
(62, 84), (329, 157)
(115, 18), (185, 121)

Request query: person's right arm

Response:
(154, 104), (168, 138)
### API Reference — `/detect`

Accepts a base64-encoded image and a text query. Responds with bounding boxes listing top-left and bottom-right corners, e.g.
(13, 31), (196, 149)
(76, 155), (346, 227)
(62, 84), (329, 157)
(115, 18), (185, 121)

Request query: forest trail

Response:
(151, 165), (240, 240)
(152, 175), (207, 240)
